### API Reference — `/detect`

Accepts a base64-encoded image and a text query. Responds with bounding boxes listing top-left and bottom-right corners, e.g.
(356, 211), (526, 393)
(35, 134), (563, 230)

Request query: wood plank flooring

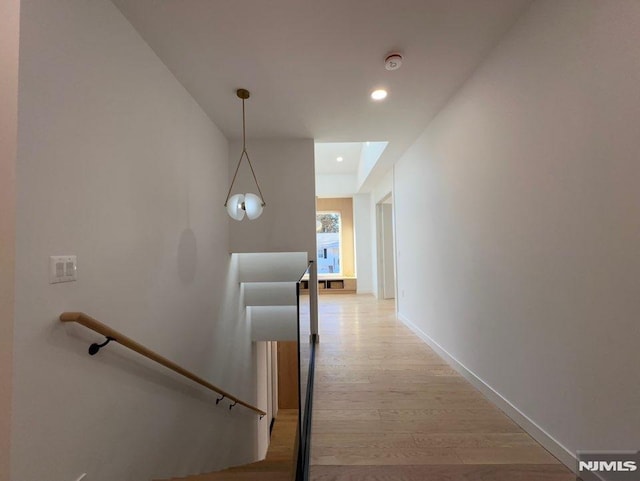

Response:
(309, 295), (574, 481)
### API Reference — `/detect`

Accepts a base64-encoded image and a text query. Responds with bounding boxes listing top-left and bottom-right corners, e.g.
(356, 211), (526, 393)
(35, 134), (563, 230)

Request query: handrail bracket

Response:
(88, 336), (116, 356)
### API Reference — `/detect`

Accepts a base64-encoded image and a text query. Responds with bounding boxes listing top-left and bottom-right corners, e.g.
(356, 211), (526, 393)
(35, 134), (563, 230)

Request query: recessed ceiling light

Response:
(371, 89), (388, 101)
(336, 156), (343, 162)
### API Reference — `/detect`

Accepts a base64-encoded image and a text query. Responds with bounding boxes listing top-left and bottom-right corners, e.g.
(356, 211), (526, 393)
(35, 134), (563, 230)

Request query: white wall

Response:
(356, 141), (388, 190)
(353, 194), (373, 294)
(371, 170), (393, 205)
(395, 0), (640, 465)
(0, 0), (20, 478)
(13, 1), (261, 480)
(315, 173), (357, 198)
(228, 139), (318, 335)
(229, 139), (317, 259)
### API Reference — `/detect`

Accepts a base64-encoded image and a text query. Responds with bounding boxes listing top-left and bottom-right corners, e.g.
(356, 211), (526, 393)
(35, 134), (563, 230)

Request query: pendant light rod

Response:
(240, 89), (248, 151)
(223, 89), (266, 208)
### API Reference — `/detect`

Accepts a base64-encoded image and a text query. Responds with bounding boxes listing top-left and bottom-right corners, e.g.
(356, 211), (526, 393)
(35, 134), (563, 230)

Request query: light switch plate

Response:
(49, 255), (77, 284)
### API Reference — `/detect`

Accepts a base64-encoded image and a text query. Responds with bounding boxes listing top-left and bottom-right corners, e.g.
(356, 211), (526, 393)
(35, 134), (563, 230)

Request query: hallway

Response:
(309, 295), (574, 481)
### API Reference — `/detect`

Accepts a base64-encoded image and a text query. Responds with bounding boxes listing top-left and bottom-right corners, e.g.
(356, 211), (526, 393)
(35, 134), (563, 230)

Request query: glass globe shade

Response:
(244, 193), (264, 220)
(226, 193), (246, 221)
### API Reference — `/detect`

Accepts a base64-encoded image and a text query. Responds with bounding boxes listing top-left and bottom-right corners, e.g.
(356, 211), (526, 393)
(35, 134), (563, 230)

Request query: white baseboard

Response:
(397, 312), (577, 472)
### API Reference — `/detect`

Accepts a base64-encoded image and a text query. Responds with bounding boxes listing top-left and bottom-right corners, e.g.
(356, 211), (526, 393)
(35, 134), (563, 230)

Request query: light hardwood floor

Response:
(310, 294), (574, 481)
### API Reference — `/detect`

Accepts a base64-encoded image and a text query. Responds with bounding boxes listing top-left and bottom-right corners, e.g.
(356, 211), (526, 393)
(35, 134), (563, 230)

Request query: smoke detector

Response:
(385, 53), (403, 71)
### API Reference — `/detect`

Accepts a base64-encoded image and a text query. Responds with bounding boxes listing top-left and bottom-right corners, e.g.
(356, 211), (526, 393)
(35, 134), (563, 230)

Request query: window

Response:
(316, 212), (341, 274)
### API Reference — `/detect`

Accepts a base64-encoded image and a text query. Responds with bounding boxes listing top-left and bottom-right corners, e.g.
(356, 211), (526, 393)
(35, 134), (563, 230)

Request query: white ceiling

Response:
(112, 0), (531, 188)
(315, 142), (363, 175)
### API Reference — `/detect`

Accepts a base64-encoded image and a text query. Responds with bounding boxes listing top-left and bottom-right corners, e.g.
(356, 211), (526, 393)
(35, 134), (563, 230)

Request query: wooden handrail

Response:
(60, 312), (266, 416)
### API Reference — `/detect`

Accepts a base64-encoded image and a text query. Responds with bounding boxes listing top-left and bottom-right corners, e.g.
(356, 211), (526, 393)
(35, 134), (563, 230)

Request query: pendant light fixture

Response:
(224, 89), (265, 221)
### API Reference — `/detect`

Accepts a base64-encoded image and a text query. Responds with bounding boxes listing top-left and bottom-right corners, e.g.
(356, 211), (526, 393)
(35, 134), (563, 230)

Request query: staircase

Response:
(163, 252), (310, 481)
(168, 410), (298, 481)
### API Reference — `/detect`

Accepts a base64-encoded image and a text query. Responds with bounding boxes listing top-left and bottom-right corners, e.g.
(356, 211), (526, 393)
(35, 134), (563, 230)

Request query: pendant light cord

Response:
(224, 97), (266, 207)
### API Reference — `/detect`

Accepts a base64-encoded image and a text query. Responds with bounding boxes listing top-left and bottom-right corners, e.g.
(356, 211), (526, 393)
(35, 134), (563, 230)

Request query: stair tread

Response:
(227, 460), (292, 472)
(176, 472), (290, 480)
